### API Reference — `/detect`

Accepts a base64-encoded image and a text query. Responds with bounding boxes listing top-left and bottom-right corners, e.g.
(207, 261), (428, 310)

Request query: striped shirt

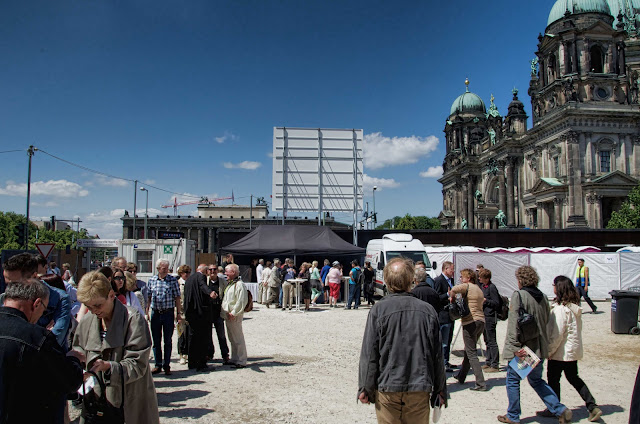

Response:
(147, 274), (180, 310)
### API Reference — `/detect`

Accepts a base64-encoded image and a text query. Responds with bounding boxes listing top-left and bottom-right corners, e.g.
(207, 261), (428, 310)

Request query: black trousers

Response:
(187, 317), (211, 369)
(547, 359), (597, 411)
(577, 285), (597, 312)
(212, 313), (230, 359)
(482, 315), (499, 368)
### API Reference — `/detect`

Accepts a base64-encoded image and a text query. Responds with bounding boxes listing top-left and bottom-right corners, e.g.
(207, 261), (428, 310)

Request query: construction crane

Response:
(162, 193), (234, 216)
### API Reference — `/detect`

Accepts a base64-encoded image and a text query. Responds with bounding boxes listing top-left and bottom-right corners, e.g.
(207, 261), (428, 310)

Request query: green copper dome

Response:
(547, 0), (612, 26)
(450, 80), (486, 116)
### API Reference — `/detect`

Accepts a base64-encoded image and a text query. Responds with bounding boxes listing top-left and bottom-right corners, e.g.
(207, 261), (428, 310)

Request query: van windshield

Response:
(385, 251), (428, 265)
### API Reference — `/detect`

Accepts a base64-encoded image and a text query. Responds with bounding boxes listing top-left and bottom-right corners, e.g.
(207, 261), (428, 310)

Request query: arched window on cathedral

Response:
(590, 45), (605, 73)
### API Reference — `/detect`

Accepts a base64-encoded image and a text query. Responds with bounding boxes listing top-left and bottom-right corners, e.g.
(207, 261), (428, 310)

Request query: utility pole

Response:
(25, 145), (35, 249)
(133, 180), (138, 239)
(249, 194), (253, 230)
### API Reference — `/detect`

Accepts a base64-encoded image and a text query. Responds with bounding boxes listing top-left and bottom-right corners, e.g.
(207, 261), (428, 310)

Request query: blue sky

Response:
(0, 0), (556, 238)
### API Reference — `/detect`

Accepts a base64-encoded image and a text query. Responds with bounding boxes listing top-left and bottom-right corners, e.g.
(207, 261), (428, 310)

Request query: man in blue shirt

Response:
(3, 253), (71, 350)
(320, 259), (331, 304)
(147, 258), (182, 375)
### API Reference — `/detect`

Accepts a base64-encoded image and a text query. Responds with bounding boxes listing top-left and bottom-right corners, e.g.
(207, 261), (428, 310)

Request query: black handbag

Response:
(81, 369), (125, 424)
(516, 291), (539, 345)
(448, 284), (471, 321)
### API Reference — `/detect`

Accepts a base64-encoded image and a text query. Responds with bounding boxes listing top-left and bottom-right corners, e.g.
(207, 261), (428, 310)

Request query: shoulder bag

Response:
(448, 284), (471, 321)
(516, 291), (539, 345)
(81, 369), (125, 424)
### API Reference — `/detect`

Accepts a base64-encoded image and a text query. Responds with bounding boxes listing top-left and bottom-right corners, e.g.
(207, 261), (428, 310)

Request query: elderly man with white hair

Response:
(147, 258), (182, 375)
(222, 263), (248, 368)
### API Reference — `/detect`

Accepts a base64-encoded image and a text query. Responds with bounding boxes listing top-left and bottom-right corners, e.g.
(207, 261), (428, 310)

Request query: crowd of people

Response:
(0, 251), (636, 423)
(358, 259), (610, 423)
(0, 252), (251, 423)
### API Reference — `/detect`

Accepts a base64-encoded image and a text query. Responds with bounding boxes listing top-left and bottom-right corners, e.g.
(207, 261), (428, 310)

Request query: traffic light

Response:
(15, 223), (26, 247)
(50, 216), (56, 230)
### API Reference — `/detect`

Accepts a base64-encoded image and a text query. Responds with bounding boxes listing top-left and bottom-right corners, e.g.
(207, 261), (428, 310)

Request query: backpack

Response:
(497, 292), (510, 321)
(356, 267), (365, 286)
(244, 289), (253, 312)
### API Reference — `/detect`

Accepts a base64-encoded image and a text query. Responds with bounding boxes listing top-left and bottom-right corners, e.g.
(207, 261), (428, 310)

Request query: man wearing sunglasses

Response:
(0, 278), (84, 423)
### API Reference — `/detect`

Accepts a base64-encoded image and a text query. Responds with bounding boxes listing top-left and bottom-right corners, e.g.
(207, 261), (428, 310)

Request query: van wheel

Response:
(630, 327), (640, 335)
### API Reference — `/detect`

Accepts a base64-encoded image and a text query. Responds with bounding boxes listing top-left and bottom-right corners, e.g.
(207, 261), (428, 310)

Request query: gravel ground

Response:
(71, 299), (639, 423)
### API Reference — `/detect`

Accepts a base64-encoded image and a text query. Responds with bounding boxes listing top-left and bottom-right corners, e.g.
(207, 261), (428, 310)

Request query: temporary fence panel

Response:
(453, 252), (529, 298)
(426, 252), (453, 279)
(620, 252), (640, 290)
(530, 253), (619, 300)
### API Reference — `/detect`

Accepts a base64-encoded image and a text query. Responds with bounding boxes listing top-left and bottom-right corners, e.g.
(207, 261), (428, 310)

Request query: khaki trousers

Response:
(224, 313), (247, 366)
(282, 281), (294, 309)
(375, 391), (431, 424)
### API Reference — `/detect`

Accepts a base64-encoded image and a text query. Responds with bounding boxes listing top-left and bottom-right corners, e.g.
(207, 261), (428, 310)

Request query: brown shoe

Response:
(485, 367), (500, 373)
(588, 407), (602, 422)
(558, 407), (573, 424)
(164, 367), (172, 376)
(151, 366), (162, 374)
(497, 415), (518, 423)
(481, 364), (490, 369)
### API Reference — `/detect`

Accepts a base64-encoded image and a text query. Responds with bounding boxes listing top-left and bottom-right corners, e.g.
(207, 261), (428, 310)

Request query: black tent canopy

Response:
(221, 225), (364, 256)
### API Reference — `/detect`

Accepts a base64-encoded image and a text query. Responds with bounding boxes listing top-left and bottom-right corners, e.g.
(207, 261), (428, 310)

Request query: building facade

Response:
(439, 0), (640, 229)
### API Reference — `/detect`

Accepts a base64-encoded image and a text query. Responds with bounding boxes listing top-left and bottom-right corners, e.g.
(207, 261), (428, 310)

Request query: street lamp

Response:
(140, 187), (148, 239)
(373, 186), (378, 228)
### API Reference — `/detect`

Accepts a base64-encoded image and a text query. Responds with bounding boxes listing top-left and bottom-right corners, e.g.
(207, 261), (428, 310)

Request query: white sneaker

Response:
(179, 356), (186, 365)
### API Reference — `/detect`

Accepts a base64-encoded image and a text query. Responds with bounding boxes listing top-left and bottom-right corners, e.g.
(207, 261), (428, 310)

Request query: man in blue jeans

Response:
(147, 258), (182, 375)
(347, 260), (361, 309)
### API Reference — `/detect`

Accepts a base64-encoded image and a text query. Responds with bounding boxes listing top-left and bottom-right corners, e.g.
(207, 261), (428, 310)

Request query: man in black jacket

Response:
(434, 261), (456, 372)
(412, 267), (440, 312)
(184, 264), (218, 372)
(358, 258), (446, 423)
(479, 268), (501, 372)
(0, 278), (84, 423)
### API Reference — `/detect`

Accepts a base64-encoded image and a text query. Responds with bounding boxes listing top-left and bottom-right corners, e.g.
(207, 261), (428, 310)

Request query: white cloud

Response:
(95, 175), (129, 187)
(419, 166), (443, 178)
(223, 161), (262, 170)
(215, 131), (238, 144)
(32, 201), (60, 207)
(363, 173), (400, 191)
(83, 207), (165, 239)
(363, 132), (440, 170)
(267, 152), (273, 158)
(0, 180), (89, 198)
(143, 179), (156, 185)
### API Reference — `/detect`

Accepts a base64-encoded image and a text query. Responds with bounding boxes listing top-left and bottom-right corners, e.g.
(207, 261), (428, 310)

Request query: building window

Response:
(600, 150), (611, 173)
(136, 251), (154, 274)
(554, 156), (560, 177)
(590, 45), (604, 73)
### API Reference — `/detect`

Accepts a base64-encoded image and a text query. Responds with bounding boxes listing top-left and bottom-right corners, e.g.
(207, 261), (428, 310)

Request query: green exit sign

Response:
(163, 245), (173, 254)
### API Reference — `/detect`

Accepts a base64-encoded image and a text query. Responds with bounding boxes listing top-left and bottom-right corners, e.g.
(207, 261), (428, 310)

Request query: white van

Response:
(365, 234), (432, 296)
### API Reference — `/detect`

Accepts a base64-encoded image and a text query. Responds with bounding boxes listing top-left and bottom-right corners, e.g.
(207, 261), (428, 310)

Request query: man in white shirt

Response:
(256, 259), (264, 304)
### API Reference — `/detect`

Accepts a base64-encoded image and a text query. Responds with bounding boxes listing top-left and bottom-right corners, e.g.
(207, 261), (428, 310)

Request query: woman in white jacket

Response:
(538, 275), (602, 422)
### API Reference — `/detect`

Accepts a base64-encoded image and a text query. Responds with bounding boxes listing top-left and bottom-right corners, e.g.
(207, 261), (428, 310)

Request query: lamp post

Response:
(372, 186), (377, 228)
(140, 187), (148, 239)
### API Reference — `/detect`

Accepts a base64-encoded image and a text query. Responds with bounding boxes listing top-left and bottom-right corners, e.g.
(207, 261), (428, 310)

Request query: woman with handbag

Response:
(498, 266), (572, 424)
(537, 276), (602, 422)
(449, 268), (487, 391)
(73, 271), (160, 424)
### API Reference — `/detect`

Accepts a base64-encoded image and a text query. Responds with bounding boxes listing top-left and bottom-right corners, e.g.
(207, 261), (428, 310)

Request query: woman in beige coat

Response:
(73, 271), (160, 424)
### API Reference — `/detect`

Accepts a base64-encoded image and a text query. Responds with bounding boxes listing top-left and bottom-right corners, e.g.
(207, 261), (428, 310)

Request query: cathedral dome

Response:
(547, 0), (612, 26)
(450, 79), (486, 116)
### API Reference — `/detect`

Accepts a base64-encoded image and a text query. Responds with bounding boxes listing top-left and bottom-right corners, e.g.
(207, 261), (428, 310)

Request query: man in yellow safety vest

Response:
(575, 258), (597, 313)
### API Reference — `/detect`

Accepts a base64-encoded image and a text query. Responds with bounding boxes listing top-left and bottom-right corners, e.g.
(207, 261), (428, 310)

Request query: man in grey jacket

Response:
(358, 258), (447, 423)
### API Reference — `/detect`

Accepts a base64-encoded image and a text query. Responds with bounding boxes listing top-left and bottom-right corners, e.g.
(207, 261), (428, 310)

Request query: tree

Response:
(0, 211), (89, 250)
(607, 184), (640, 229)
(375, 214), (441, 230)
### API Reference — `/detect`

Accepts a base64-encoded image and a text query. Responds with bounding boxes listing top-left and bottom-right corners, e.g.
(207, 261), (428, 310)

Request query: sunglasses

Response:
(113, 276), (125, 280)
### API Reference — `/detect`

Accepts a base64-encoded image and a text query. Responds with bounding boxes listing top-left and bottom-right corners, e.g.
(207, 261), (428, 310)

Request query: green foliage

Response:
(375, 214), (441, 230)
(0, 211), (89, 250)
(607, 184), (640, 229)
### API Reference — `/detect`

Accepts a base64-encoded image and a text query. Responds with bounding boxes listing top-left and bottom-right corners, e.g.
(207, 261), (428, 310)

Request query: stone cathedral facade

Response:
(438, 0), (640, 229)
